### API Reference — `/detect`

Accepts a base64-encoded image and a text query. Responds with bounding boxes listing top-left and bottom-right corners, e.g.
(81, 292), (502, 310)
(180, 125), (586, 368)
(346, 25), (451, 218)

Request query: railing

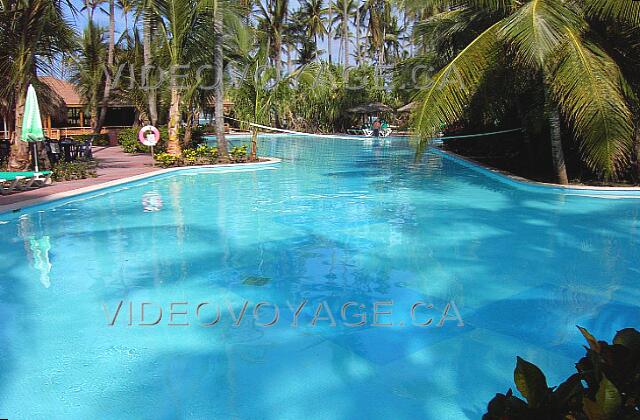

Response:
(47, 126), (131, 140)
(1, 126), (131, 141)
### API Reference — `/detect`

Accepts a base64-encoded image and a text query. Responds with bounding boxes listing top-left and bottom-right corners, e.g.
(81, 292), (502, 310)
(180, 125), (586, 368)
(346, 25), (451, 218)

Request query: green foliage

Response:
(483, 327), (640, 420)
(118, 127), (168, 154)
(52, 160), (98, 181)
(230, 145), (248, 162)
(154, 144), (219, 167)
(231, 61), (398, 134)
(154, 152), (180, 168)
(412, 0), (638, 180)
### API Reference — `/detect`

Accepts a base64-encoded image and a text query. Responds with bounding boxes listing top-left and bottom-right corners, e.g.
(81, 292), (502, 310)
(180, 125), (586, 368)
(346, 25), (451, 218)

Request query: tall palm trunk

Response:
(545, 83), (568, 185)
(143, 12), (158, 126)
(183, 109), (194, 148)
(167, 86), (182, 156)
(214, 0), (229, 161)
(355, 6), (361, 65)
(287, 44), (293, 74)
(95, 0), (115, 134)
(8, 86), (30, 171)
(328, 0), (333, 64)
(274, 33), (282, 80)
(343, 1), (349, 66)
(90, 101), (99, 130)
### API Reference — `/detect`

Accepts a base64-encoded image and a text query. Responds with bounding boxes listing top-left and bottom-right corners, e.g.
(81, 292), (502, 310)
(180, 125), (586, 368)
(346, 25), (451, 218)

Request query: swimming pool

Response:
(1, 135), (639, 419)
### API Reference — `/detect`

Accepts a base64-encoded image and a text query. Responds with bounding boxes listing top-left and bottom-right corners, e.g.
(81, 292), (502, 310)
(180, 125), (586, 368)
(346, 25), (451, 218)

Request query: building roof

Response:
(347, 102), (394, 114)
(40, 76), (83, 107)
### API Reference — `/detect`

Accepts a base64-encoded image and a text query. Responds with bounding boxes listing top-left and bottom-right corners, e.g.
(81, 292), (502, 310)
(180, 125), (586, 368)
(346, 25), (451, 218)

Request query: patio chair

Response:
(45, 139), (62, 164)
(0, 171), (52, 195)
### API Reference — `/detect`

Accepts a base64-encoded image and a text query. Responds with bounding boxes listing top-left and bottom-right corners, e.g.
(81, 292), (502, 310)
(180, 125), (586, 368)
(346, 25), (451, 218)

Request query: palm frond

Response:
(584, 0), (640, 26)
(412, 20), (502, 143)
(405, 0), (514, 13)
(551, 29), (634, 178)
(501, 0), (582, 68)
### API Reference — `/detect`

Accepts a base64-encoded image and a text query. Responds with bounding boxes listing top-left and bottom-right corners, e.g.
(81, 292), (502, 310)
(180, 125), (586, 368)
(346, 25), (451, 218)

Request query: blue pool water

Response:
(1, 135), (640, 419)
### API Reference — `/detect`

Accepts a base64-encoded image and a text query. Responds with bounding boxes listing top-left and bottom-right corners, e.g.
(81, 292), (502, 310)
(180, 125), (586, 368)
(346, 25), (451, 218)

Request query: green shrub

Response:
(230, 145), (247, 163)
(483, 327), (640, 420)
(194, 144), (218, 161)
(154, 152), (180, 168)
(72, 133), (110, 146)
(154, 144), (220, 168)
(183, 148), (198, 165)
(52, 160), (98, 181)
(118, 127), (168, 154)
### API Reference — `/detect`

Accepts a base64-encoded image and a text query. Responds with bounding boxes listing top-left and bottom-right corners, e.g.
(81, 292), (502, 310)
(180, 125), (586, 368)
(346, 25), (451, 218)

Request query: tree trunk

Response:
(89, 102), (98, 133)
(250, 129), (258, 161)
(274, 33), (282, 81)
(328, 1), (333, 65)
(8, 87), (30, 171)
(343, 2), (349, 67)
(167, 86), (182, 156)
(183, 115), (193, 149)
(545, 93), (569, 185)
(214, 0), (229, 161)
(287, 44), (293, 74)
(355, 7), (361, 65)
(95, 0), (116, 134)
(143, 11), (158, 126)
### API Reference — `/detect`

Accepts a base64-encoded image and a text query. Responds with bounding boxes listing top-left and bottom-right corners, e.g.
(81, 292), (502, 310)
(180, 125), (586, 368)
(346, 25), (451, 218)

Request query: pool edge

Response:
(431, 147), (640, 197)
(0, 157), (282, 215)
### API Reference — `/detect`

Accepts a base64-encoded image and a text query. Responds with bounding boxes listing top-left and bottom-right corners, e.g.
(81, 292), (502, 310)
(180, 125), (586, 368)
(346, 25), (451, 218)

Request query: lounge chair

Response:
(0, 171), (52, 195)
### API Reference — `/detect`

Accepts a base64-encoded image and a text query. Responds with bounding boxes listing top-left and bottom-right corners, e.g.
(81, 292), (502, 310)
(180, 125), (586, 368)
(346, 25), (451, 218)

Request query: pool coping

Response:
(0, 157), (282, 215)
(431, 147), (640, 197)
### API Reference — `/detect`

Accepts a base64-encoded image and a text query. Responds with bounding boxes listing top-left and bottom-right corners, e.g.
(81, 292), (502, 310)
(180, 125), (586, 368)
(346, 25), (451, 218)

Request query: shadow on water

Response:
(0, 135), (638, 418)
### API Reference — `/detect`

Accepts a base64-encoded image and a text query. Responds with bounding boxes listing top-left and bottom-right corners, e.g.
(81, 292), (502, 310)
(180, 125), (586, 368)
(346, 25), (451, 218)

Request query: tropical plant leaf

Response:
(583, 376), (621, 420)
(406, 0), (515, 12)
(552, 373), (583, 406)
(412, 19), (502, 143)
(578, 326), (601, 353)
(501, 0), (582, 68)
(584, 0), (640, 26)
(514, 356), (549, 408)
(613, 328), (640, 353)
(550, 31), (633, 179)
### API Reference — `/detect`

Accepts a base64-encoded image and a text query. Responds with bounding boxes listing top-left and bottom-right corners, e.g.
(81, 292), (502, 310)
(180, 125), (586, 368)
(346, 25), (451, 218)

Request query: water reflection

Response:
(18, 212), (53, 288)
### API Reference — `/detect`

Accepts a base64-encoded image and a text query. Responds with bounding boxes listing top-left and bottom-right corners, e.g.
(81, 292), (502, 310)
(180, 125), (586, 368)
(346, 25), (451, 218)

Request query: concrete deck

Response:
(0, 146), (157, 207)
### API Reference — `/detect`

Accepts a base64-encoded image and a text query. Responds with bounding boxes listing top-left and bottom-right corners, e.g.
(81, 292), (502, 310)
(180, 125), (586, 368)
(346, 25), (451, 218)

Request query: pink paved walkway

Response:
(0, 146), (158, 207)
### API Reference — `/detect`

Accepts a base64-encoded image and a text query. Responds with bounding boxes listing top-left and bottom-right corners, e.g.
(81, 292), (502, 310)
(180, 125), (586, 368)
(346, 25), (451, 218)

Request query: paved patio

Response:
(0, 146), (158, 208)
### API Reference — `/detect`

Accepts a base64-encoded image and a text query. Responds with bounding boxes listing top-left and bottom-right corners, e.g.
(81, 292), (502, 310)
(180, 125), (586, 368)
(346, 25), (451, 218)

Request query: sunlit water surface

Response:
(1, 135), (639, 419)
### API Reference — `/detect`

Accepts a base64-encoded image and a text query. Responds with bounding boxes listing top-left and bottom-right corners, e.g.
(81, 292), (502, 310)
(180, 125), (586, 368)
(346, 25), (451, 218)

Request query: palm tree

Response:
(117, 0), (135, 44)
(256, 0), (289, 80)
(301, 0), (327, 59)
(333, 0), (356, 66)
(212, 0), (230, 160)
(95, 0), (116, 134)
(286, 7), (320, 66)
(412, 0), (635, 183)
(359, 0), (386, 64)
(0, 0), (75, 170)
(137, 0), (159, 126)
(149, 0), (206, 156)
(71, 21), (107, 131)
(327, 0), (333, 64)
